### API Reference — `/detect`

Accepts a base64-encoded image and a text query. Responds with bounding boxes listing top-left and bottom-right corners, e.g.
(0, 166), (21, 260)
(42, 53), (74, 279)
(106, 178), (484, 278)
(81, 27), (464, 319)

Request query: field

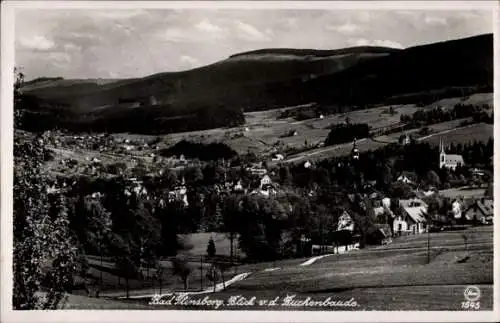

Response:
(65, 226), (493, 310)
(37, 92), (493, 177)
(439, 186), (489, 199)
(159, 92), (492, 160)
(420, 123), (493, 146)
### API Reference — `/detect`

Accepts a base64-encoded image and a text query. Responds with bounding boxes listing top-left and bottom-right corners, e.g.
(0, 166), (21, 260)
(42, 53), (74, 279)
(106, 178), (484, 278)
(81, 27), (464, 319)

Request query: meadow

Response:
(65, 226), (493, 310)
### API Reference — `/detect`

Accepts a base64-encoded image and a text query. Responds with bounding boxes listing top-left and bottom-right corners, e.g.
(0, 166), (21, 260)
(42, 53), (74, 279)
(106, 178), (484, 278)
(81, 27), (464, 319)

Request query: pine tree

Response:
(207, 237), (216, 258)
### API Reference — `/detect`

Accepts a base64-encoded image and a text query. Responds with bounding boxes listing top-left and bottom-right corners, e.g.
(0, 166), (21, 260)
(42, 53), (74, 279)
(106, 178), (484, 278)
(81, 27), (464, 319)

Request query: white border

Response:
(1, 1), (499, 322)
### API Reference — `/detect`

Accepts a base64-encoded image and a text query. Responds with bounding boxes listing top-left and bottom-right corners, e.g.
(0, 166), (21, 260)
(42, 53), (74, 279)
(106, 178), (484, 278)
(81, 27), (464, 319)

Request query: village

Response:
(34, 124), (493, 262)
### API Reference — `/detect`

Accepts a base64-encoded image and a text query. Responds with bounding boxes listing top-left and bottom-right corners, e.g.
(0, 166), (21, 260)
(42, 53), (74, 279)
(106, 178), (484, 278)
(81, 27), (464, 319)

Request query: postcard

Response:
(1, 1), (498, 322)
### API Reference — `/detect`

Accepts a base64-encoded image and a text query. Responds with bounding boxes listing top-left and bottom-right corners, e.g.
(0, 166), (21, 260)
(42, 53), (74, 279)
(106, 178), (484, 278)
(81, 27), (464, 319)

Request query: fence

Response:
(82, 254), (244, 298)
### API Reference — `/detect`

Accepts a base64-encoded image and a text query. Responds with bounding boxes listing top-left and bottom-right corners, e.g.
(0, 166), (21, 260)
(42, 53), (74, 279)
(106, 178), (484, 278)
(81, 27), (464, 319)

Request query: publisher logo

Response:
(464, 286), (481, 302)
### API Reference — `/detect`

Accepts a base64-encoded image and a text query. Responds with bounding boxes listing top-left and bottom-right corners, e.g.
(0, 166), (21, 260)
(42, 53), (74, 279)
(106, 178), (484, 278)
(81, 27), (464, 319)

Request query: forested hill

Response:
(18, 33), (492, 134)
(304, 33), (493, 106)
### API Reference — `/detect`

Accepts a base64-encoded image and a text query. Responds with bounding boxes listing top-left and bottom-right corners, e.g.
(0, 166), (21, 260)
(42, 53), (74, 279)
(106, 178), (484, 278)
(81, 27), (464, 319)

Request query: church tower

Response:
(351, 138), (359, 160)
(439, 138), (446, 169)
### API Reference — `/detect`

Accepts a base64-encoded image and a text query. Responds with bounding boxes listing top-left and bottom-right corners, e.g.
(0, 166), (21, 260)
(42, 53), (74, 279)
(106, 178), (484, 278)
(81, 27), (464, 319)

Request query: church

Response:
(439, 139), (464, 170)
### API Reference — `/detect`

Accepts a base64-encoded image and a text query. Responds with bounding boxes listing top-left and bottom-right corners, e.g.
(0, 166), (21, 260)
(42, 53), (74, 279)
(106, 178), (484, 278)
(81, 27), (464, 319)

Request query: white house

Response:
(304, 161), (312, 169)
(439, 139), (464, 170)
(396, 198), (428, 235)
(451, 199), (462, 219)
(337, 210), (355, 232)
(260, 175), (272, 188)
(272, 153), (285, 161)
(233, 180), (244, 192)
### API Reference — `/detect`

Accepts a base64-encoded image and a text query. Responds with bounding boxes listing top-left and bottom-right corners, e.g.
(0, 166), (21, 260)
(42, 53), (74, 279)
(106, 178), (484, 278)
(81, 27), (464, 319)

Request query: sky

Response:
(15, 8), (493, 80)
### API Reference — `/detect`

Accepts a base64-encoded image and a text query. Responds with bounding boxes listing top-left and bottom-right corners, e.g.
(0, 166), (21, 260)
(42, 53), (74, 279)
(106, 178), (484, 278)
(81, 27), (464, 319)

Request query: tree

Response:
(115, 254), (137, 299)
(171, 255), (193, 291)
(154, 264), (165, 295)
(389, 182), (413, 199)
(221, 194), (242, 263)
(237, 195), (287, 261)
(347, 194), (377, 249)
(206, 237), (216, 258)
(13, 68), (78, 309)
(14, 136), (77, 309)
(279, 165), (293, 187)
(426, 170), (441, 188)
(14, 67), (25, 128)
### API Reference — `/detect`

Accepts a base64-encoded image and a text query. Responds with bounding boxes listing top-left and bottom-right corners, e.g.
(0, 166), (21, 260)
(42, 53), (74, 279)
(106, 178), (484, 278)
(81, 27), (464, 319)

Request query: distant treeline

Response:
(160, 140), (238, 161)
(15, 97), (246, 134)
(383, 85), (493, 107)
(400, 103), (493, 126)
(324, 123), (370, 146)
(23, 77), (64, 86)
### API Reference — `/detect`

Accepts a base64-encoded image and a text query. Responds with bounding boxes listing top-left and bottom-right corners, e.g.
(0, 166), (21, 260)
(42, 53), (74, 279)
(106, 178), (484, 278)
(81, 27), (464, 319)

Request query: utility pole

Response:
(427, 223), (431, 264)
(99, 233), (103, 284)
(200, 256), (203, 291)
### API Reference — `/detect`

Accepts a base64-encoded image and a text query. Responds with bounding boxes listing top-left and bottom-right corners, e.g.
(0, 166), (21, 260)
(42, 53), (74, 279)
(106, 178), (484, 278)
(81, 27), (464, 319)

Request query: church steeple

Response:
(439, 138), (446, 169)
(352, 137), (359, 160)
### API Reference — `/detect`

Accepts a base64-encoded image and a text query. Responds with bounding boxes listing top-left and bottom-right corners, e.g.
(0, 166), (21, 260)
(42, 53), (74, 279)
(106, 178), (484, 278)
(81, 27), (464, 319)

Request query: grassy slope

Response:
(66, 227), (492, 310)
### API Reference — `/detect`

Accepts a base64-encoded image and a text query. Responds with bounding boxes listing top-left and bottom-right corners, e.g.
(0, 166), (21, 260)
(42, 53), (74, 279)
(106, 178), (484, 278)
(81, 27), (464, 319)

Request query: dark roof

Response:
(467, 198), (494, 216)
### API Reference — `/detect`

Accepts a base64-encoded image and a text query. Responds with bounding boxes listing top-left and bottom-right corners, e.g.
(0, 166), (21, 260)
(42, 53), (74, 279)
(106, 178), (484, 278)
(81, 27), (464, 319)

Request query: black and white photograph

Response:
(1, 0), (498, 321)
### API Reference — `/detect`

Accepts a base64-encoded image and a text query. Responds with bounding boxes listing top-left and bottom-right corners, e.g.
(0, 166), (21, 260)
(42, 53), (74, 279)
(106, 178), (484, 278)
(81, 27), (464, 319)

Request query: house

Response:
(439, 139), (464, 170)
(168, 177), (188, 206)
(260, 174), (272, 189)
(401, 133), (411, 145)
(272, 153), (285, 161)
(464, 198), (493, 224)
(233, 180), (245, 193)
(373, 206), (386, 221)
(248, 167), (267, 176)
(471, 168), (485, 177)
(337, 210), (355, 232)
(304, 161), (312, 169)
(397, 172), (415, 184)
(178, 154), (187, 165)
(395, 198), (428, 235)
(451, 199), (462, 219)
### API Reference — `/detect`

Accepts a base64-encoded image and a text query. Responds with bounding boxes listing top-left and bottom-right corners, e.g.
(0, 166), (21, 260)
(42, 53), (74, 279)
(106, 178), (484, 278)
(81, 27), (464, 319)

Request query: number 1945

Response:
(461, 301), (480, 310)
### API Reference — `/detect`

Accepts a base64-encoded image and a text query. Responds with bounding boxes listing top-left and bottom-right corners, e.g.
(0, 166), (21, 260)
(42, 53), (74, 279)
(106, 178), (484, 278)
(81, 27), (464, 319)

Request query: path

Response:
(299, 254), (332, 266)
(120, 272), (252, 300)
(285, 138), (367, 163)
